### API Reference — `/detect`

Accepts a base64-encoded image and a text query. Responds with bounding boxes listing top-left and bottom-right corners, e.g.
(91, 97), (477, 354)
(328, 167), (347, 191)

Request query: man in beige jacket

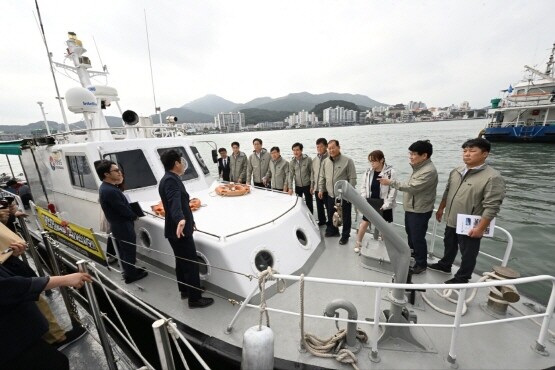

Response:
(318, 140), (357, 245)
(429, 138), (505, 284)
(380, 140), (438, 274)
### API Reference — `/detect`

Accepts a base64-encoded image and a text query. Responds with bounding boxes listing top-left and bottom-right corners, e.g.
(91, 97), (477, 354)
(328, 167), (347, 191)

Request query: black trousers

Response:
(3, 339), (69, 370)
(168, 236), (202, 301)
(325, 195), (352, 238)
(404, 211), (432, 268)
(111, 221), (139, 278)
(295, 185), (313, 214)
(315, 191), (328, 225)
(439, 226), (482, 281)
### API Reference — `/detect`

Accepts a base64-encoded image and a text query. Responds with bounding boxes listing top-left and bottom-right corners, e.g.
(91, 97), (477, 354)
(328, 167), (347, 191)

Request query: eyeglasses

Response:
(110, 168), (122, 173)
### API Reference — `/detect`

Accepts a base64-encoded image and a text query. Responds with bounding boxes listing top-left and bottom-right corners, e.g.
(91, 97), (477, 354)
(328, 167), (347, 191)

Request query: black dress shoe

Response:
(125, 269), (148, 284)
(339, 237), (349, 245)
(188, 297), (214, 309)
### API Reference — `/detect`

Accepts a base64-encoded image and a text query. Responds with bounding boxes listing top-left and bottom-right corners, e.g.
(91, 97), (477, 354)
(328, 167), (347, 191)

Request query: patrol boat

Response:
(3, 32), (554, 369)
(483, 42), (555, 142)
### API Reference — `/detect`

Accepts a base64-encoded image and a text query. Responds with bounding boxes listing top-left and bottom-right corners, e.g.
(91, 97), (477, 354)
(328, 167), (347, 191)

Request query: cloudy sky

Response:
(1, 0), (554, 125)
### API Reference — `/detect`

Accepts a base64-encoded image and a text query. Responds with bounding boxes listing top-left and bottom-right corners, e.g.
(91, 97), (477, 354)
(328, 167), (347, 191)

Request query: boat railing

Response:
(360, 200), (514, 268)
(23, 230), (211, 370)
(231, 271), (555, 367)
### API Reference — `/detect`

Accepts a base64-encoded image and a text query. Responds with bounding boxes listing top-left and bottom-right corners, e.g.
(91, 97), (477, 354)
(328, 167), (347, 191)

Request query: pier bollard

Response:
(241, 326), (274, 370)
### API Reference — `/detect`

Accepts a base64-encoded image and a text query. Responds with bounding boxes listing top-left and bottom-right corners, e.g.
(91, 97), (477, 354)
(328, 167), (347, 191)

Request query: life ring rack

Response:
(215, 183), (251, 197)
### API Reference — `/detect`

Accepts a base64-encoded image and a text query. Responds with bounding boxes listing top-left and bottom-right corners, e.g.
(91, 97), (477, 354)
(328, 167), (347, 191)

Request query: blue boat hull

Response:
(483, 125), (555, 143)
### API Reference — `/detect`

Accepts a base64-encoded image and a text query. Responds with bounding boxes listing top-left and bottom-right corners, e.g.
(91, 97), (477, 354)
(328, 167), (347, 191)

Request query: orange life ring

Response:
(189, 198), (201, 211)
(215, 183), (250, 197)
(150, 198), (202, 216)
(151, 201), (165, 217)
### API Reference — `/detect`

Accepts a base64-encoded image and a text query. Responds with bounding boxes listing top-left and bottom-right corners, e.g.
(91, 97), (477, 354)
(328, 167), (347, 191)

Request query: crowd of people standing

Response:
(218, 136), (506, 283)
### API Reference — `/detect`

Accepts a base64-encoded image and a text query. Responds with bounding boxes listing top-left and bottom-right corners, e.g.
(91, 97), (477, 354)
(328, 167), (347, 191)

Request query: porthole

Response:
(296, 229), (307, 246)
(254, 250), (274, 272)
(138, 228), (152, 248)
(196, 251), (211, 279)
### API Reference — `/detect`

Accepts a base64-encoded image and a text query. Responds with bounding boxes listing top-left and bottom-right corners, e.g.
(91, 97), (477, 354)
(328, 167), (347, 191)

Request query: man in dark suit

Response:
(96, 160), (147, 284)
(217, 148), (231, 182)
(159, 150), (214, 309)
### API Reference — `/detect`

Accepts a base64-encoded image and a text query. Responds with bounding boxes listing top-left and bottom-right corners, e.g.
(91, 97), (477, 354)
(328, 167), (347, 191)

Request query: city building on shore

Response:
(214, 112), (245, 132)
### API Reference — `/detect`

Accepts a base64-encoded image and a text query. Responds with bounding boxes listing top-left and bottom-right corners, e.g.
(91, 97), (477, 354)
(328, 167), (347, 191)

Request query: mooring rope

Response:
(256, 267), (287, 330)
(299, 274), (364, 370)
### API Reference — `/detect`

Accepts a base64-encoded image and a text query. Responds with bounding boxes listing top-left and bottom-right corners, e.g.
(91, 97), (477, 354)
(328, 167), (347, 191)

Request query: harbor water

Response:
(3, 118), (554, 304)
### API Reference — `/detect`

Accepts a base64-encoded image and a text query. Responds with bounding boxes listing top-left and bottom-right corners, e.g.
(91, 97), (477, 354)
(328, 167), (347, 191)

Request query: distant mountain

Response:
(240, 108), (294, 125)
(150, 108), (213, 124)
(234, 97), (273, 110)
(239, 92), (386, 113)
(181, 94), (237, 116)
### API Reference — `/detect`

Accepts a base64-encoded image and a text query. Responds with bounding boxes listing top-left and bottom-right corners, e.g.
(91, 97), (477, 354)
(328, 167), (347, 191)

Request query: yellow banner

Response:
(36, 206), (106, 263)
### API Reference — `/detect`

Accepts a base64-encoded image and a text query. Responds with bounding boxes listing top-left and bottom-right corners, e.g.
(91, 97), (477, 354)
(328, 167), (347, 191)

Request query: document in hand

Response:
(456, 214), (495, 237)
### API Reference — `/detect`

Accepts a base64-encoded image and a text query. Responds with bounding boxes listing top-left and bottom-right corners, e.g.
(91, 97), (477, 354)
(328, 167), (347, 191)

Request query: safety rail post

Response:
(495, 226), (513, 267)
(18, 215), (50, 290)
(534, 282), (555, 355)
(77, 260), (118, 370)
(42, 231), (79, 324)
(369, 287), (381, 363)
(447, 287), (467, 368)
(152, 319), (176, 370)
(226, 284), (259, 334)
(109, 233), (124, 272)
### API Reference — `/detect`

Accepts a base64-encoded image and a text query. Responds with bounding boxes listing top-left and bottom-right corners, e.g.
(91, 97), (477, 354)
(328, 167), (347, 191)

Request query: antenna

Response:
(144, 9), (161, 123)
(34, 0), (70, 132)
(92, 36), (108, 74)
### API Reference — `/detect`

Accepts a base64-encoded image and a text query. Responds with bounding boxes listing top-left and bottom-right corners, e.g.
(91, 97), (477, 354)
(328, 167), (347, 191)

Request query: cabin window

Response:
(103, 150), (157, 189)
(190, 146), (210, 175)
(67, 155), (98, 190)
(157, 147), (198, 181)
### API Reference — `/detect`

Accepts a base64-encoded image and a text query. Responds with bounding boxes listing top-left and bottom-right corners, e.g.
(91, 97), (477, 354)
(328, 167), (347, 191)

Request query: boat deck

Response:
(70, 226), (555, 370)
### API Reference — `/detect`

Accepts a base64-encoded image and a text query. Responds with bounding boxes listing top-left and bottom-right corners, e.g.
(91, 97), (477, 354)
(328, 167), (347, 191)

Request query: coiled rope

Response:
(299, 274), (367, 370)
(422, 270), (515, 316)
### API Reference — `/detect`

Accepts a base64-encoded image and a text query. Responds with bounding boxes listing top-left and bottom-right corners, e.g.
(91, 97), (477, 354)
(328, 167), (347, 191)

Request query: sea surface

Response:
(2, 119), (554, 304)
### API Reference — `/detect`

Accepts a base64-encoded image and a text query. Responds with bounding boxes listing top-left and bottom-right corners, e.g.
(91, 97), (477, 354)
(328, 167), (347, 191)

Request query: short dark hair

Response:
(6, 179), (17, 187)
(316, 138), (328, 146)
(218, 147), (227, 153)
(462, 138), (491, 152)
(408, 140), (433, 158)
(231, 141), (240, 148)
(270, 146), (280, 153)
(328, 139), (340, 147)
(253, 138), (262, 145)
(292, 142), (303, 150)
(94, 159), (116, 180)
(160, 149), (181, 171)
(369, 150), (385, 162)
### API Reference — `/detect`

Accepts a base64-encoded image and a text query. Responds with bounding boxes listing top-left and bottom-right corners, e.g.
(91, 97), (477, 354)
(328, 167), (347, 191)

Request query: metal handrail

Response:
(392, 201), (513, 267)
(252, 272), (555, 365)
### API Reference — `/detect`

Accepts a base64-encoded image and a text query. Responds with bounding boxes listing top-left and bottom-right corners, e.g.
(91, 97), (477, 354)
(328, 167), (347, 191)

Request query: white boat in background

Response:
(483, 43), (555, 142)
(3, 31), (555, 370)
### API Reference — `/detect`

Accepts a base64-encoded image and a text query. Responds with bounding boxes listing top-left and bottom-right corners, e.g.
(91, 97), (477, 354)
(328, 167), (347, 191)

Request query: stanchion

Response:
(152, 319), (176, 370)
(41, 231), (80, 323)
(17, 215), (48, 280)
(77, 260), (118, 370)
